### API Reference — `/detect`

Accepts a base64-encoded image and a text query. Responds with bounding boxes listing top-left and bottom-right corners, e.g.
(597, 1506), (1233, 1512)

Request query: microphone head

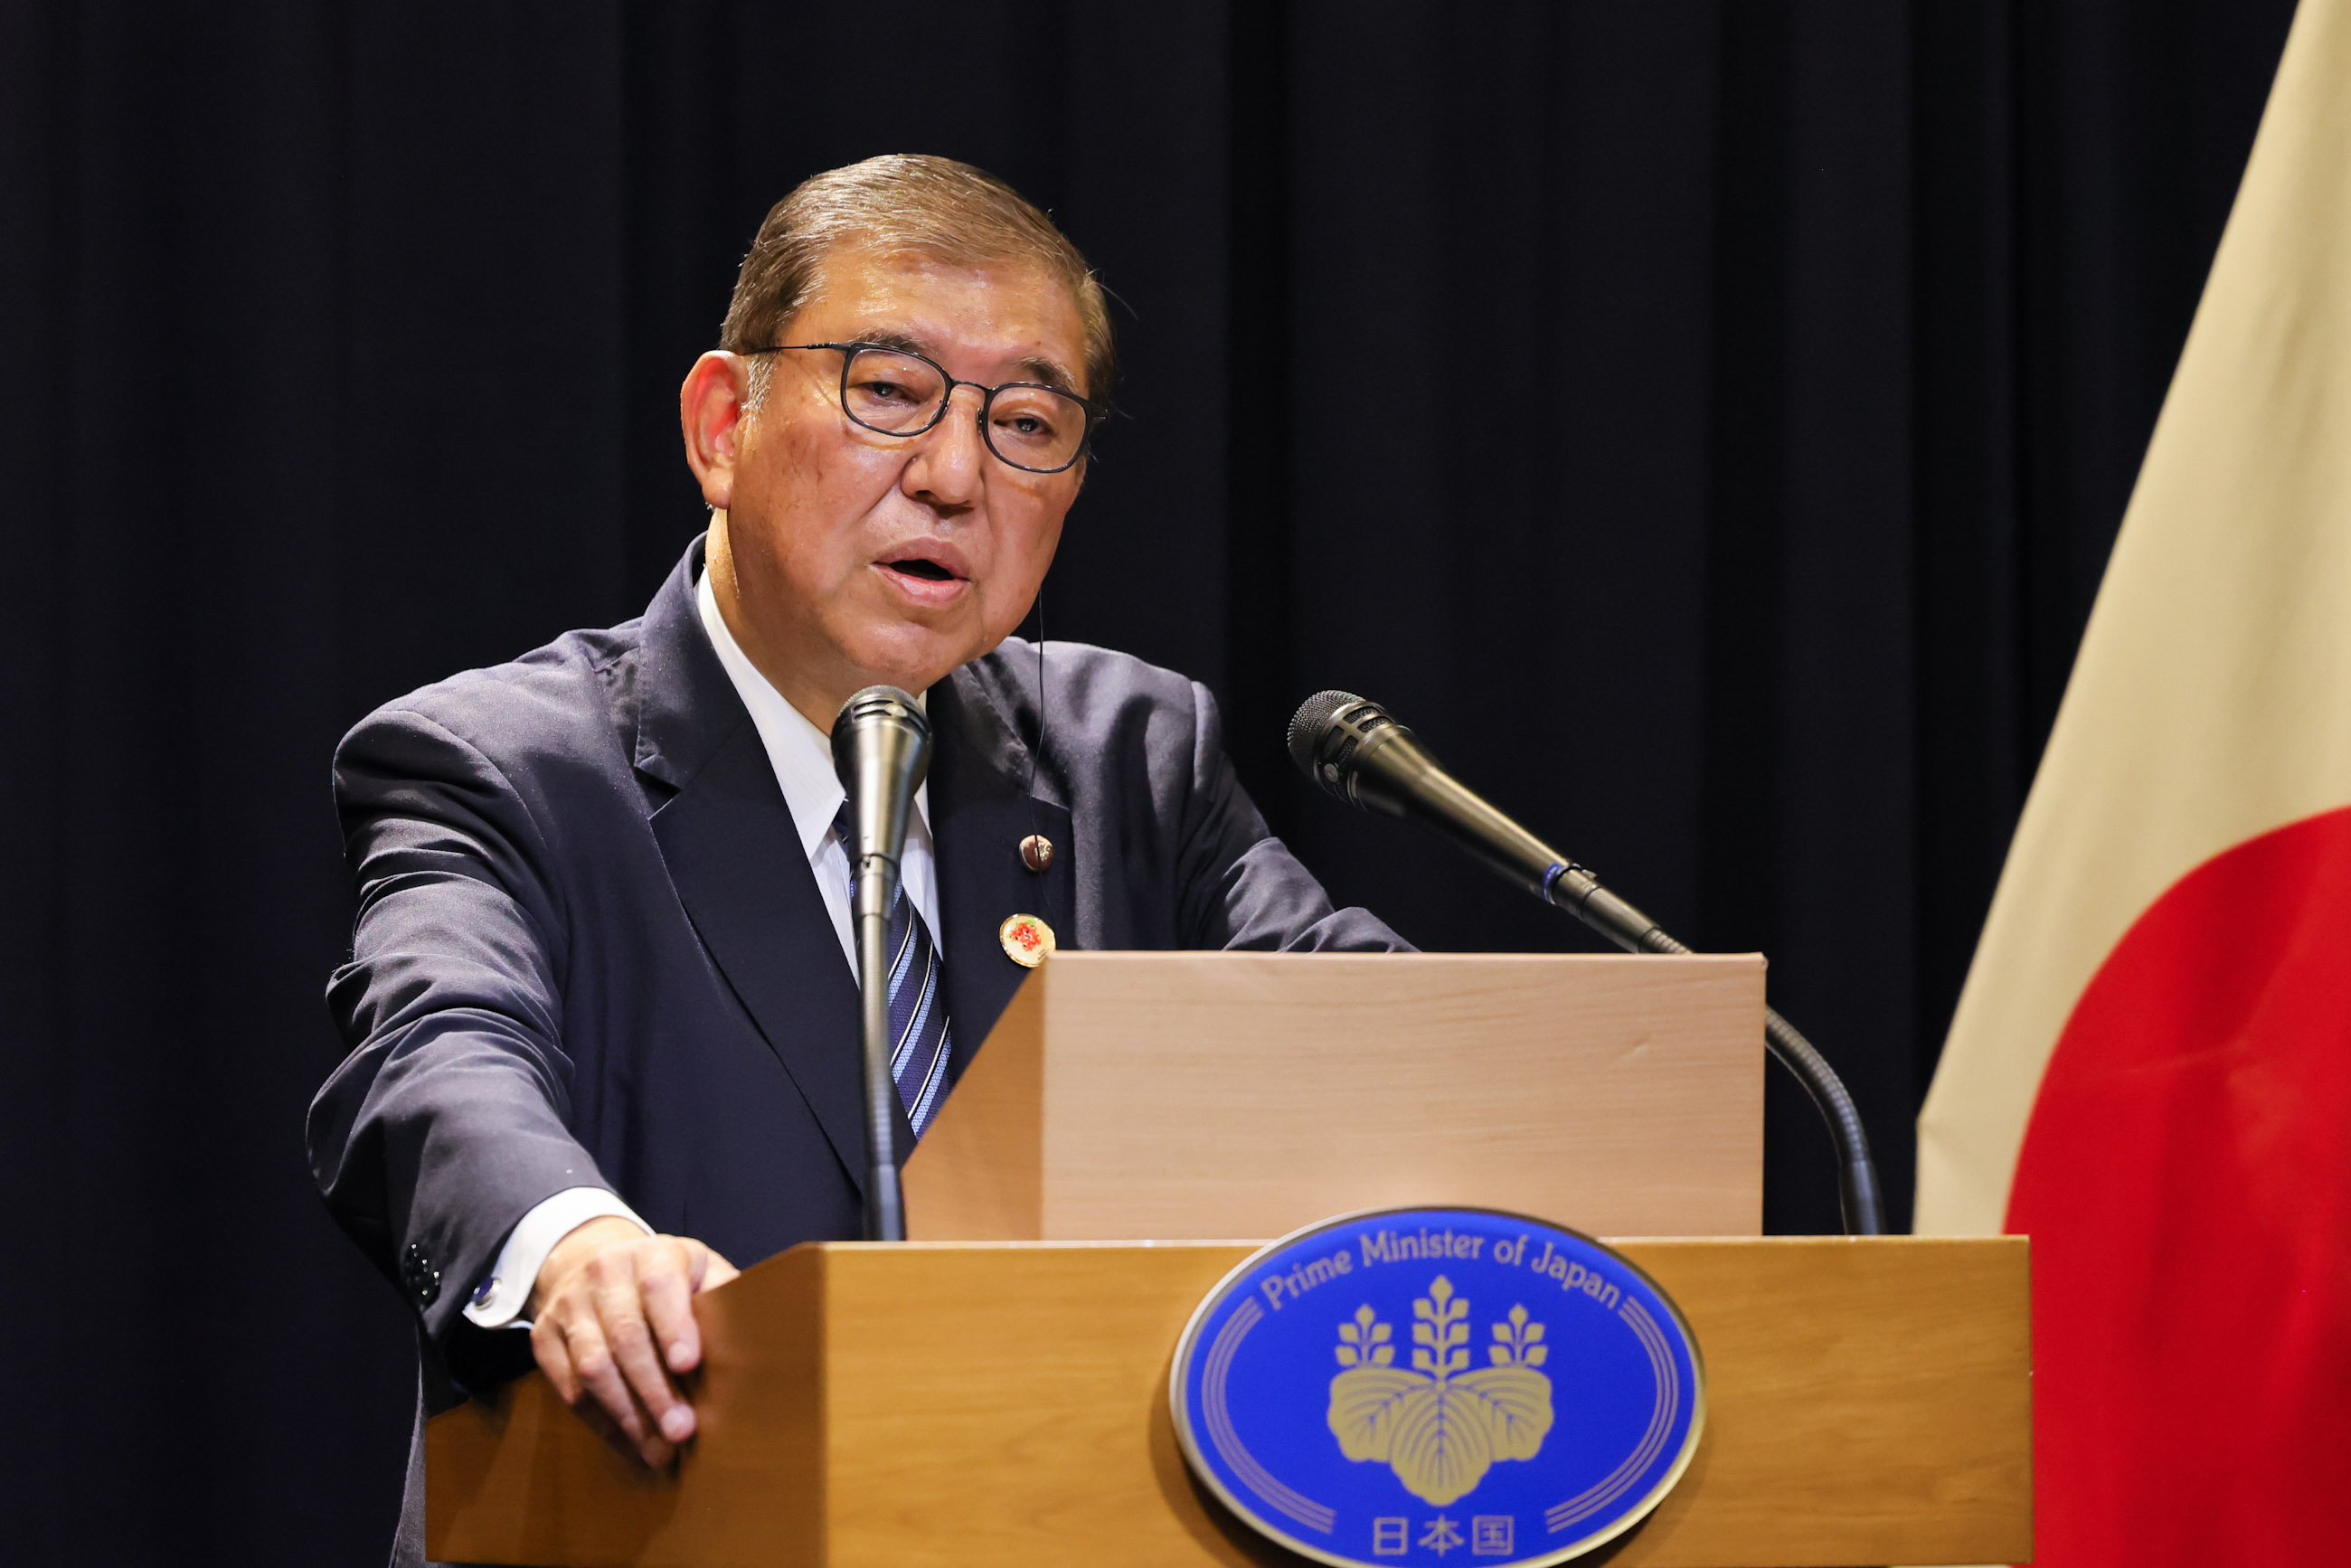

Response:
(831, 686), (932, 864)
(831, 685), (930, 757)
(1287, 689), (1415, 812)
(1286, 690), (1364, 779)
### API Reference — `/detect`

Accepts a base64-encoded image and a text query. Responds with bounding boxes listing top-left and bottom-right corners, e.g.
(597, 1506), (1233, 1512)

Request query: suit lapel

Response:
(635, 541), (869, 1190)
(631, 541), (1067, 1173)
(649, 721), (871, 1187)
(929, 666), (1075, 1085)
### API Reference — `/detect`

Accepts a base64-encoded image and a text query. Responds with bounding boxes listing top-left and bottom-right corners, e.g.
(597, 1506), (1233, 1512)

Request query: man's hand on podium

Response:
(525, 1216), (741, 1467)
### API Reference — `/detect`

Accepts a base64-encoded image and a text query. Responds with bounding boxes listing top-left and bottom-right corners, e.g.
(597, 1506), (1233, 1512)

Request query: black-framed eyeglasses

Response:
(747, 341), (1102, 474)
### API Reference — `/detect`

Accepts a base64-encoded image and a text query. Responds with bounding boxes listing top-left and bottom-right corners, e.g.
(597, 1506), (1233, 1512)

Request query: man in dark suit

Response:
(308, 155), (1404, 1554)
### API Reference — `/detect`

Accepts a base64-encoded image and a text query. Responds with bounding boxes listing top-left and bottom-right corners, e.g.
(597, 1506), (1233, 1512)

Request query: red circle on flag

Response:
(2007, 805), (2351, 1563)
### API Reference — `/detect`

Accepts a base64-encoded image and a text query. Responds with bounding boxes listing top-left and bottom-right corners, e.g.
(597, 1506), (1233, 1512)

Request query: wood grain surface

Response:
(903, 953), (1767, 1240)
(428, 1236), (2030, 1567)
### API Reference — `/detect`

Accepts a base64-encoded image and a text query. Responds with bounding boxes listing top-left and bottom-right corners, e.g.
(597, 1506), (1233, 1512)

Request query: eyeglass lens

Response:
(840, 347), (1088, 472)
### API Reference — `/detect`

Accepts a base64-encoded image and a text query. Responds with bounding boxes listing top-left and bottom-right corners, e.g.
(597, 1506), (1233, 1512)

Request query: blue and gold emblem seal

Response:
(1171, 1208), (1704, 1567)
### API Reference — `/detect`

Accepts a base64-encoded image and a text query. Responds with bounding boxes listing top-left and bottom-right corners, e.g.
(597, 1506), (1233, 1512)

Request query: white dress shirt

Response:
(463, 565), (941, 1328)
(689, 562), (944, 970)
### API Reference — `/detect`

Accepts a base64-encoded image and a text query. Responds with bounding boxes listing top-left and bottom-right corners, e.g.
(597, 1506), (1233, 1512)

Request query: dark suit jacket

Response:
(308, 536), (1406, 1391)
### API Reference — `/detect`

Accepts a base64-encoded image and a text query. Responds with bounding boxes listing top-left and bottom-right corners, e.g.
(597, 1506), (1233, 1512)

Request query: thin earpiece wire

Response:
(1030, 584), (1046, 811)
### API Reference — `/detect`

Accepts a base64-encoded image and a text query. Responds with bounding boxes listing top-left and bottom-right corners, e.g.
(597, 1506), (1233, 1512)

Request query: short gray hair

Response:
(721, 154), (1116, 408)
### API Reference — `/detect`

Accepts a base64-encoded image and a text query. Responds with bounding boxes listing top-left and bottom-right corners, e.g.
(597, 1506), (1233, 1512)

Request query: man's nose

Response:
(902, 386), (987, 507)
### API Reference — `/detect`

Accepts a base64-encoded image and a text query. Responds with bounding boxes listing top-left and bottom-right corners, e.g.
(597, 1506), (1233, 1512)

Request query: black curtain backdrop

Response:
(0, 4), (2299, 1563)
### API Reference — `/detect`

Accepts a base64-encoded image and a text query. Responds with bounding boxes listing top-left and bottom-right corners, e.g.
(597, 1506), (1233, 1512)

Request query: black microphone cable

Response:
(1288, 689), (1886, 1236)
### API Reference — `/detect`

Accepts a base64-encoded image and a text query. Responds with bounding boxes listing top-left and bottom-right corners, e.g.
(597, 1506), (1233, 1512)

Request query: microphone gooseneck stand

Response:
(1544, 864), (1886, 1237)
(832, 685), (934, 1242)
(854, 862), (906, 1241)
(1289, 690), (1887, 1237)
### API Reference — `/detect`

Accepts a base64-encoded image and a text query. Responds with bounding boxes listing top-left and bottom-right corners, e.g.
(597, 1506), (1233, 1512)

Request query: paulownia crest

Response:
(1326, 1276), (1554, 1506)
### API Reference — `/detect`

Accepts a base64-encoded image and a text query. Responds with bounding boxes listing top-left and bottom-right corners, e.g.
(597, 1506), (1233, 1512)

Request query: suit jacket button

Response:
(402, 1243), (441, 1308)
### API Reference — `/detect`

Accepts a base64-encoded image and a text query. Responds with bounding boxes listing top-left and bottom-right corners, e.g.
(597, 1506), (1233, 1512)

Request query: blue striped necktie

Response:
(832, 803), (955, 1138)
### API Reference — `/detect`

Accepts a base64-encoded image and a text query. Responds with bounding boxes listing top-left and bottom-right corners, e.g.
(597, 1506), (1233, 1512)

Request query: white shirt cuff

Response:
(462, 1186), (651, 1329)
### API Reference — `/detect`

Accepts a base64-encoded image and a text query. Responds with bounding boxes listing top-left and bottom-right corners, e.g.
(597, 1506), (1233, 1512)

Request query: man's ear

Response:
(680, 352), (751, 510)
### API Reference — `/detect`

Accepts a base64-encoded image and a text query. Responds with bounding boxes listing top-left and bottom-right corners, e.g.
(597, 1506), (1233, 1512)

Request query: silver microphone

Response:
(831, 685), (932, 1242)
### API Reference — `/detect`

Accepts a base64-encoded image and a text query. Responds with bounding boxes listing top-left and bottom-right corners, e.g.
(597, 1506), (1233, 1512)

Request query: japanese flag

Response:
(1913, 0), (2351, 1561)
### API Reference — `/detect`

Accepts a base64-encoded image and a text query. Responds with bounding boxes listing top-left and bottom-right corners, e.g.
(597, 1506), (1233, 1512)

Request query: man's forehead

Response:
(802, 246), (1087, 392)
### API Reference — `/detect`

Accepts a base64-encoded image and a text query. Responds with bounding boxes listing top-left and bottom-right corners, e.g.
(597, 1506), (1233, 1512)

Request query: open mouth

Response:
(885, 557), (958, 583)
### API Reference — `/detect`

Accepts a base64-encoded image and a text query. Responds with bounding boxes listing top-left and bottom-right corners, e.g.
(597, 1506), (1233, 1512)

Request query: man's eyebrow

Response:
(1013, 354), (1083, 396)
(845, 326), (931, 357)
(844, 329), (1083, 398)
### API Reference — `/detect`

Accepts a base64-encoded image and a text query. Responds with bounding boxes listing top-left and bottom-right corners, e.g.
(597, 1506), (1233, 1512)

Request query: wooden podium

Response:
(428, 954), (2032, 1567)
(902, 953), (1767, 1240)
